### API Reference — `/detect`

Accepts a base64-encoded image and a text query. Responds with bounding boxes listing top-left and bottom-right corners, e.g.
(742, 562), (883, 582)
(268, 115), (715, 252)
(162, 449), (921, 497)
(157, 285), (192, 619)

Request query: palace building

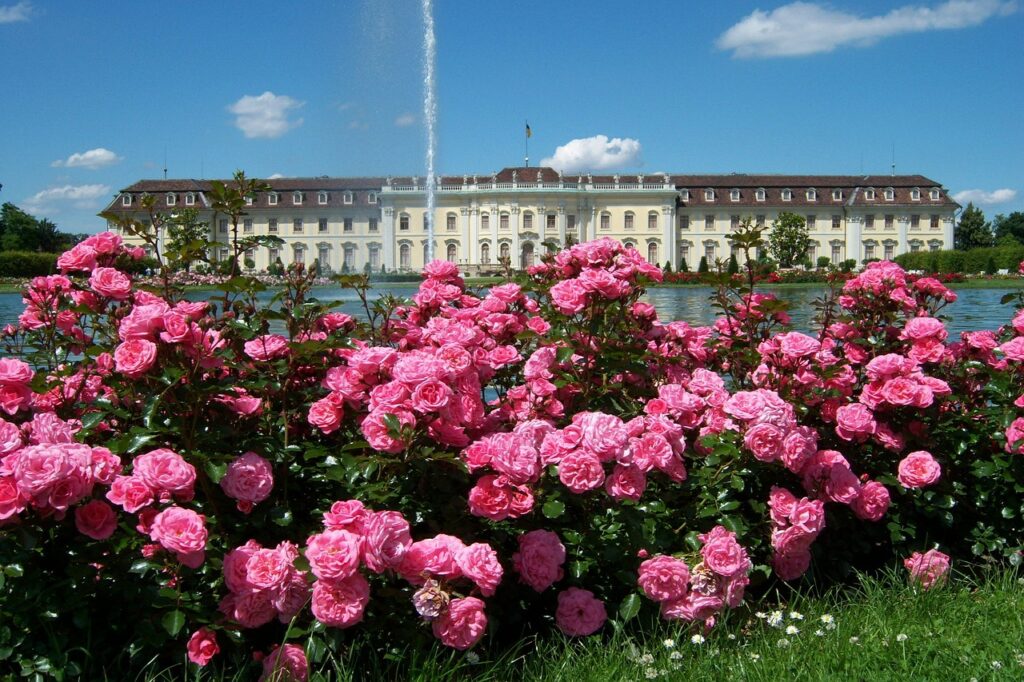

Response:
(101, 167), (958, 273)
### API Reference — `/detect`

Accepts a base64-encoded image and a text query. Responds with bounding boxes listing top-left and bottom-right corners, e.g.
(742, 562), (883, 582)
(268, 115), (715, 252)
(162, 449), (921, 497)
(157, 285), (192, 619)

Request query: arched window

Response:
(293, 191), (303, 205)
(647, 242), (658, 264)
(166, 193), (176, 206)
(446, 243), (457, 262)
(343, 191), (353, 204)
(521, 242), (535, 268)
(400, 243), (411, 269)
(186, 192), (196, 206)
(807, 188), (817, 201)
(500, 243), (510, 261)
(481, 242), (491, 264)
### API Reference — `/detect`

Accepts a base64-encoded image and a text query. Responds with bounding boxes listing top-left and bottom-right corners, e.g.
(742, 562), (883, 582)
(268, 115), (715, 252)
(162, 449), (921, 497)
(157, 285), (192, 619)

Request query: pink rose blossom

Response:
(638, 555), (690, 602)
(455, 542), (504, 596)
(513, 529), (565, 592)
(835, 403), (877, 442)
(558, 451), (605, 493)
(105, 475), (154, 512)
(244, 334), (290, 361)
(432, 596), (488, 650)
(88, 267), (132, 299)
(852, 480), (891, 521)
(699, 526), (751, 579)
(186, 627), (220, 666)
(743, 422), (785, 462)
(904, 549), (950, 589)
(555, 588), (607, 636)
(897, 451), (941, 488)
(245, 543), (297, 590)
(311, 573), (370, 628)
(133, 448), (196, 500)
(259, 643), (308, 682)
(221, 452), (274, 513)
(306, 530), (363, 581)
(149, 506), (207, 567)
(113, 339), (157, 378)
(74, 499), (118, 540)
(399, 534), (466, 584)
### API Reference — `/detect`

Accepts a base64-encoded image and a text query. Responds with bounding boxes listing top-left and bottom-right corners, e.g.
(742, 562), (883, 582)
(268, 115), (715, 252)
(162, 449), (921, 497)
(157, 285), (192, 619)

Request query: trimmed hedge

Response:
(896, 245), (1024, 274)
(0, 251), (58, 277)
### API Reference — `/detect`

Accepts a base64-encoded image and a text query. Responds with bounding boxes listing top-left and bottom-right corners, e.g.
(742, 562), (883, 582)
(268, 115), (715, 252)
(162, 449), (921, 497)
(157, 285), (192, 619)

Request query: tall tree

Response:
(954, 203), (994, 250)
(767, 211), (810, 268)
(993, 211), (1024, 246)
(209, 170), (271, 277)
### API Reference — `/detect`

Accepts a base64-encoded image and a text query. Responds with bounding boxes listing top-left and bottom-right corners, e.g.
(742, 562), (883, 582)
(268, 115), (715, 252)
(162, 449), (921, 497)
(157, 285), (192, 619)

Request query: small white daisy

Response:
(644, 667), (659, 679)
(777, 638), (791, 648)
(767, 611), (784, 628)
(691, 634), (705, 645)
(814, 629), (825, 637)
(788, 611), (804, 620)
(785, 625), (800, 636)
(465, 651), (480, 664)
(639, 653), (655, 665)
(819, 614), (834, 626)
(669, 651), (683, 661)
(896, 633), (908, 642)
(727, 633), (737, 641)
(755, 611), (768, 620)
(992, 661), (1003, 670)
(849, 636), (860, 645)
(663, 638), (676, 649)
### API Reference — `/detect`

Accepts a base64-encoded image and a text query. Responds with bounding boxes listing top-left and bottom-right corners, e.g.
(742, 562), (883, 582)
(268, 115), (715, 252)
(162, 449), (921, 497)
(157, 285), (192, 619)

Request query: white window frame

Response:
(807, 188), (817, 201)
(318, 191), (328, 205)
(268, 192), (278, 206)
(929, 188), (940, 200)
(781, 189), (792, 202)
(755, 188), (765, 202)
(367, 192), (377, 204)
(864, 188), (875, 201)
(832, 189), (843, 201)
(910, 188), (920, 201)
(166, 193), (175, 207)
(730, 189), (740, 202)
(704, 189), (715, 202)
(884, 188), (895, 201)
(679, 189), (690, 202)
(343, 191), (353, 205)
(293, 191), (303, 205)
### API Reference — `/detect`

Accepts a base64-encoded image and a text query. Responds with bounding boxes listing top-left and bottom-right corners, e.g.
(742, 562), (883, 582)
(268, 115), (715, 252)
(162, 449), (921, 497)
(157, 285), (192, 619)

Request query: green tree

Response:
(697, 255), (709, 273)
(767, 211), (811, 268)
(663, 260), (673, 273)
(0, 203), (41, 251)
(164, 208), (210, 272)
(209, 170), (271, 277)
(678, 257), (689, 272)
(955, 203), (994, 250)
(727, 253), (739, 275)
(993, 211), (1024, 245)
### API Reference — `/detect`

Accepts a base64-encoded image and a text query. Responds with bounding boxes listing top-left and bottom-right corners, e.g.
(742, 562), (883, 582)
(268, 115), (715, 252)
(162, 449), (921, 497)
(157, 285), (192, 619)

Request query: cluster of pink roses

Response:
(637, 525), (751, 627)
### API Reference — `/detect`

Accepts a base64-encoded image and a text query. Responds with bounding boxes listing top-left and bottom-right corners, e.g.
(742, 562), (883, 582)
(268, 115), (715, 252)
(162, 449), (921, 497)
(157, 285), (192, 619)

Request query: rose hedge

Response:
(1, 233), (1023, 678)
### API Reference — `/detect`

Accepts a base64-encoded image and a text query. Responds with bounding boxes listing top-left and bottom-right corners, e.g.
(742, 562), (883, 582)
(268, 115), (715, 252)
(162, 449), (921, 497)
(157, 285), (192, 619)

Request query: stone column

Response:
(511, 206), (521, 270)
(845, 215), (862, 265)
(662, 204), (676, 268)
(538, 204), (547, 247)
(943, 215), (954, 251)
(460, 206), (470, 265)
(587, 205), (596, 243)
(491, 204), (499, 254)
(469, 204), (479, 267)
(558, 205), (566, 246)
(897, 216), (910, 256)
(382, 206), (395, 270)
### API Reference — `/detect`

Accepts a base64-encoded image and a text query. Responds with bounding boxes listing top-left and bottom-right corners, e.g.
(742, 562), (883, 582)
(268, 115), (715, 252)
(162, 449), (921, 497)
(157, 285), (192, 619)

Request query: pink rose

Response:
(74, 499), (118, 540)
(220, 452), (274, 513)
(781, 427), (817, 473)
(605, 464), (647, 502)
(399, 534), (465, 584)
(1006, 417), (1024, 454)
(897, 451), (941, 488)
(455, 542), (504, 596)
(432, 597), (488, 650)
(488, 433), (540, 484)
(904, 549), (950, 589)
(223, 540), (261, 592)
(467, 475), (513, 521)
(699, 526), (751, 579)
(999, 336), (1024, 362)
(56, 244), (98, 272)
(661, 592), (723, 623)
(549, 279), (588, 315)
(133, 448), (196, 499)
(852, 480), (891, 521)
(259, 643), (308, 682)
(323, 499), (367, 532)
(743, 422), (785, 462)
(0, 476), (26, 520)
(306, 530), (363, 581)
(555, 588), (606, 636)
(307, 396), (344, 434)
(244, 334), (290, 361)
(105, 475), (154, 512)
(901, 316), (947, 341)
(113, 339), (157, 378)
(778, 331), (821, 358)
(88, 267), (132, 300)
(835, 403), (876, 442)
(769, 486), (798, 528)
(149, 506), (207, 566)
(410, 379), (453, 413)
(311, 573), (370, 628)
(638, 555), (690, 602)
(513, 530), (565, 592)
(245, 543), (297, 590)
(558, 451), (605, 493)
(186, 627), (220, 666)
(0, 358), (33, 385)
(0, 419), (23, 456)
(772, 549), (812, 581)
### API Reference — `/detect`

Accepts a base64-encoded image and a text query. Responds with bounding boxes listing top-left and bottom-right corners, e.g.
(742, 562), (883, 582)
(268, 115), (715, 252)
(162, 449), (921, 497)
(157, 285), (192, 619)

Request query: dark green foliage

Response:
(895, 244), (1024, 273)
(727, 253), (739, 275)
(816, 256), (831, 268)
(663, 260), (672, 273)
(0, 250), (58, 277)
(955, 203), (994, 250)
(993, 211), (1024, 245)
(698, 256), (709, 273)
(679, 258), (689, 273)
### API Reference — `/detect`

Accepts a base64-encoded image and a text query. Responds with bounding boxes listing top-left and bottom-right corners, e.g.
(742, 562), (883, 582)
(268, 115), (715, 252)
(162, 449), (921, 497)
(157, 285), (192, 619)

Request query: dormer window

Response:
(268, 192), (278, 206)
(781, 189), (792, 201)
(807, 188), (817, 201)
(293, 191), (303, 205)
(679, 189), (690, 202)
(730, 189), (740, 202)
(343, 191), (353, 205)
(368, 192), (377, 204)
(910, 188), (920, 201)
(318, 191), (328, 205)
(755, 188), (765, 202)
(864, 188), (876, 201)
(166, 193), (176, 207)
(185, 192), (195, 206)
(704, 189), (715, 201)
(121, 194), (132, 206)
(884, 188), (895, 201)
(245, 194), (254, 206)
(832, 189), (843, 201)
(929, 188), (940, 200)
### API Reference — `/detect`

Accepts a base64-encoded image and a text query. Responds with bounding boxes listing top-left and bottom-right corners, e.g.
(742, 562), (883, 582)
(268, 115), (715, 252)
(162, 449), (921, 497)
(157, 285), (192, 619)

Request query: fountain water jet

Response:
(422, 0), (437, 262)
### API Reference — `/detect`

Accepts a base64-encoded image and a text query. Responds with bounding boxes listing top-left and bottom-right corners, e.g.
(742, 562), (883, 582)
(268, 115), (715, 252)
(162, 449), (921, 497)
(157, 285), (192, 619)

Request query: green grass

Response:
(136, 567), (1024, 681)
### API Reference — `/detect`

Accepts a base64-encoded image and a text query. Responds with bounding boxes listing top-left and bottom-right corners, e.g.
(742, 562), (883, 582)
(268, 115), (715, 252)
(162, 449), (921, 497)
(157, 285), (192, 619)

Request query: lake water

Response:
(0, 285), (1018, 337)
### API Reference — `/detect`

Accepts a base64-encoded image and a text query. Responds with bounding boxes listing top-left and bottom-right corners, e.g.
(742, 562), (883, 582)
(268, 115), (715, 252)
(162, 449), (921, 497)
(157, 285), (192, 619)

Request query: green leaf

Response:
(1000, 293), (1018, 305)
(161, 610), (185, 637)
(618, 593), (642, 622)
(271, 508), (293, 527)
(542, 500), (566, 519)
(205, 461), (227, 484)
(125, 432), (156, 455)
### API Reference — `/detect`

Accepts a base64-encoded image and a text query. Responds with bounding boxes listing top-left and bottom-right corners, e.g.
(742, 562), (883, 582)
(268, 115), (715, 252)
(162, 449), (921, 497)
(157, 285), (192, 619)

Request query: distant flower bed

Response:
(1, 230), (1024, 678)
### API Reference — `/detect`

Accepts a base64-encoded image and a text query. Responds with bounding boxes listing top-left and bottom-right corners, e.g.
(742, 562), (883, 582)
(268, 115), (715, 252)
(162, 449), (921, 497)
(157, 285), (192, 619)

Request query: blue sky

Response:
(1, 0), (1021, 233)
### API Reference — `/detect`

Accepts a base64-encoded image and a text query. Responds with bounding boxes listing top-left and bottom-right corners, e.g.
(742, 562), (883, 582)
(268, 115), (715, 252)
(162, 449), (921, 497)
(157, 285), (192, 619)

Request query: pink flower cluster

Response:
(769, 487), (826, 580)
(639, 526), (752, 627)
(220, 539), (310, 628)
(220, 451), (274, 513)
(904, 548), (950, 589)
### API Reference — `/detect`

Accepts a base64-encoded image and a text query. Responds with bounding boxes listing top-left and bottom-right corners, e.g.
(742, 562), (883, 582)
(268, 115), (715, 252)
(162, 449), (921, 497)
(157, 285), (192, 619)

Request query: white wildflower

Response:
(727, 633), (737, 641)
(992, 661), (1003, 670)
(849, 636), (860, 645)
(691, 634), (705, 645)
(777, 638), (790, 648)
(754, 611), (768, 620)
(663, 639), (676, 649)
(639, 653), (655, 665)
(644, 667), (659, 679)
(669, 651), (683, 661)
(896, 633), (908, 642)
(814, 629), (825, 637)
(767, 610), (784, 628)
(788, 611), (803, 620)
(465, 651), (480, 665)
(785, 625), (800, 636)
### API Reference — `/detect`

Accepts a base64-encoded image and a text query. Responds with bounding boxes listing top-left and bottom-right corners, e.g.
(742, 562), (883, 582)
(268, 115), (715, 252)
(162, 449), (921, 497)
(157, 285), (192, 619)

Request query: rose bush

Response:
(0, 230), (1023, 677)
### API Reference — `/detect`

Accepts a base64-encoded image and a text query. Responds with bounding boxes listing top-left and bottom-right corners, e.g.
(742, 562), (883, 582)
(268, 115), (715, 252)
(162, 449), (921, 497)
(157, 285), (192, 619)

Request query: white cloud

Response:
(952, 188), (1017, 204)
(540, 135), (643, 172)
(394, 113), (416, 127)
(228, 91), (304, 139)
(717, 0), (1017, 58)
(267, 173), (285, 179)
(22, 184), (111, 215)
(51, 147), (122, 169)
(348, 120), (369, 131)
(0, 1), (32, 24)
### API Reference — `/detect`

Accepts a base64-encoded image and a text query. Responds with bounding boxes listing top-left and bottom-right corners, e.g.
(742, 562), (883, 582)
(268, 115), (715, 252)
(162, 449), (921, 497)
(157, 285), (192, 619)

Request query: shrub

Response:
(2, 232), (1023, 678)
(698, 256), (709, 273)
(817, 256), (831, 269)
(0, 250), (58, 277)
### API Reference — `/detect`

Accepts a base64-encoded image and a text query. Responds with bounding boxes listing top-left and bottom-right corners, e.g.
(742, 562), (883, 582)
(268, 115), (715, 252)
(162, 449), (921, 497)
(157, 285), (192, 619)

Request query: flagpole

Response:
(524, 120), (529, 167)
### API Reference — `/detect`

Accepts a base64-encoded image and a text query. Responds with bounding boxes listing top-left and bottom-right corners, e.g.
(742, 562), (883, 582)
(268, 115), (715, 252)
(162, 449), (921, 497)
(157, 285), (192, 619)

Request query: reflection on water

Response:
(0, 285), (1018, 338)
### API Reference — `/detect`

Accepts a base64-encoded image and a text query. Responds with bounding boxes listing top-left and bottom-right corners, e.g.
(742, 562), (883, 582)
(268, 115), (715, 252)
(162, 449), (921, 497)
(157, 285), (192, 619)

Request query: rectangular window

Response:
(547, 214), (557, 231)
(293, 218), (303, 234)
(166, 194), (176, 207)
(369, 246), (380, 268)
(567, 215), (576, 231)
(705, 243), (715, 260)
(884, 243), (895, 260)
(447, 214), (457, 231)
(930, 215), (940, 229)
(319, 246), (330, 267)
(269, 247), (279, 263)
(730, 215), (740, 230)
(523, 213), (533, 230)
(885, 215), (894, 230)
(219, 219), (228, 235)
(368, 192), (377, 204)
(243, 219), (253, 234)
(319, 218), (329, 233)
(704, 215), (714, 231)
(245, 195), (253, 206)
(832, 215), (841, 230)
(268, 193), (277, 206)
(294, 248), (305, 264)
(268, 218), (278, 234)
(910, 214), (920, 229)
(865, 214), (875, 228)
(680, 215), (690, 231)
(625, 213), (634, 230)
(293, 192), (303, 205)
(400, 215), (409, 231)
(865, 243), (875, 260)
(680, 245), (690, 267)
(318, 192), (328, 205)
(648, 213), (658, 230)
(832, 244), (842, 262)
(755, 215), (765, 228)
(343, 218), (353, 233)
(930, 242), (940, 252)
(185, 193), (195, 206)
(806, 215), (815, 230)
(911, 243), (921, 253)
(369, 218), (378, 232)
(500, 214), (509, 230)
(600, 214), (610, 230)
